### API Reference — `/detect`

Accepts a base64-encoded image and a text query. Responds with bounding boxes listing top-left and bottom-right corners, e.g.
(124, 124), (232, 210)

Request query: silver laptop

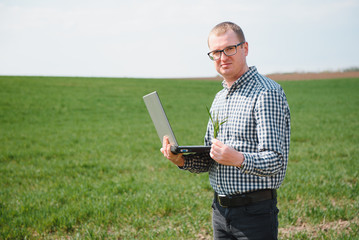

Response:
(143, 91), (210, 154)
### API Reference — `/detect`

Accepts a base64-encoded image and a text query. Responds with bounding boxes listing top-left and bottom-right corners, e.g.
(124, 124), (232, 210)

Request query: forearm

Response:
(240, 150), (284, 177)
(180, 152), (213, 173)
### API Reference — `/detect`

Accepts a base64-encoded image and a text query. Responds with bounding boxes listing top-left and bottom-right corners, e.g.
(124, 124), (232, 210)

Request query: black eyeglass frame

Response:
(207, 41), (246, 61)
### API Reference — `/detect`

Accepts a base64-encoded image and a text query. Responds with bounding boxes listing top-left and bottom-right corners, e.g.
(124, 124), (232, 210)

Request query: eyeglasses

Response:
(207, 42), (245, 61)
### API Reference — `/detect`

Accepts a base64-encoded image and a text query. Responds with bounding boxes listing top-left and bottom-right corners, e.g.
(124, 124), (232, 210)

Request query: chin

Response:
(220, 69), (233, 76)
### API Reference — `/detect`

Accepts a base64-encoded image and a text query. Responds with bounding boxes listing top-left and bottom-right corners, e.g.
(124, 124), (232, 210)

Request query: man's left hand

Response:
(210, 139), (244, 168)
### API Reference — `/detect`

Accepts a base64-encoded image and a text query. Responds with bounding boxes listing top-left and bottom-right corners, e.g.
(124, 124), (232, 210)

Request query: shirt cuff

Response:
(178, 155), (193, 170)
(238, 152), (254, 174)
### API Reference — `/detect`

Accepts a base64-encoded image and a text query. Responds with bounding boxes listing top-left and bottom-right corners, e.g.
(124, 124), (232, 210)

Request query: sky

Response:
(0, 0), (358, 78)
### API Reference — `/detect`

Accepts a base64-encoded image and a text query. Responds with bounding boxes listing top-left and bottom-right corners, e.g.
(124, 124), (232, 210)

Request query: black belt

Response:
(214, 189), (277, 208)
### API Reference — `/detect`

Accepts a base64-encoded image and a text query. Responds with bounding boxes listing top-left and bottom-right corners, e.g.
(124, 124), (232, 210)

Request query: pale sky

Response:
(0, 0), (358, 78)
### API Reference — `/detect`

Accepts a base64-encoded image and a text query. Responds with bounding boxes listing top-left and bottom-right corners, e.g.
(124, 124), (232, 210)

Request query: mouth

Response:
(220, 63), (231, 68)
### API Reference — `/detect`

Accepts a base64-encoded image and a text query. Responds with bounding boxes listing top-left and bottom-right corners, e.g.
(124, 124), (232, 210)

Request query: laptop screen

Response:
(143, 91), (178, 146)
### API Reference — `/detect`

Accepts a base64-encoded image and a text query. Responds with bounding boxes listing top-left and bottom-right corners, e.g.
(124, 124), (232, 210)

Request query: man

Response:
(161, 21), (290, 239)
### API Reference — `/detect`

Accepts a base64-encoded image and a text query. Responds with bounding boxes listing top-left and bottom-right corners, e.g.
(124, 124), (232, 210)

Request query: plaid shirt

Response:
(182, 66), (291, 196)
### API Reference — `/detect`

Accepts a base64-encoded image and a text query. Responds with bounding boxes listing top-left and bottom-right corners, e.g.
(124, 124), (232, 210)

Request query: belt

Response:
(214, 189), (277, 208)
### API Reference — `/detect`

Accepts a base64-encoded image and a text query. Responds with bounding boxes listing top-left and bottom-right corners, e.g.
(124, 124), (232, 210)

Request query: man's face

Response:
(208, 30), (248, 83)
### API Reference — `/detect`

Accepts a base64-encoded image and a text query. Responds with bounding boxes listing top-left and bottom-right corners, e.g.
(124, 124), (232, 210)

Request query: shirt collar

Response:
(222, 66), (258, 90)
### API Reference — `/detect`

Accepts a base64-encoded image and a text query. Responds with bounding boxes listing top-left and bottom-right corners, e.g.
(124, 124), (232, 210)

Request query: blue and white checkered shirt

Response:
(182, 66), (291, 196)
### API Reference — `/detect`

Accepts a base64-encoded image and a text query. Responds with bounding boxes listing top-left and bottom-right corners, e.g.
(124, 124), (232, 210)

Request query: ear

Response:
(244, 42), (249, 57)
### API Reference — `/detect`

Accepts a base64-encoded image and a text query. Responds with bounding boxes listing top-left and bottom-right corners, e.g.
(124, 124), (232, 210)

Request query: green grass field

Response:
(0, 76), (358, 239)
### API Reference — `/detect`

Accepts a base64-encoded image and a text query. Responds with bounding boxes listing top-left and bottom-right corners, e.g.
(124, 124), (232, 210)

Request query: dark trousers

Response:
(212, 197), (279, 240)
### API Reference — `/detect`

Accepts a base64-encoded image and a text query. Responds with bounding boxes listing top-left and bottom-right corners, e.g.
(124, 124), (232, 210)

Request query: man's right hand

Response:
(160, 136), (185, 167)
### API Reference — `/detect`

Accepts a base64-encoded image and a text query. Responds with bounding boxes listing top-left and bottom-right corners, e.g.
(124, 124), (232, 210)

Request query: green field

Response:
(0, 76), (358, 239)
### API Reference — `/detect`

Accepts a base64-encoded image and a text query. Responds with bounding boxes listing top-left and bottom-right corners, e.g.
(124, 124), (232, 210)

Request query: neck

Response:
(224, 65), (249, 88)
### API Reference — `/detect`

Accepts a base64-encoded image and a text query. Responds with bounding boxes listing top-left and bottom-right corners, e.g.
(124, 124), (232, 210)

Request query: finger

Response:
(211, 145), (221, 155)
(166, 143), (173, 158)
(212, 138), (224, 148)
(210, 145), (219, 160)
(210, 148), (220, 160)
(210, 141), (216, 159)
(160, 147), (165, 154)
(211, 141), (222, 154)
(162, 136), (168, 150)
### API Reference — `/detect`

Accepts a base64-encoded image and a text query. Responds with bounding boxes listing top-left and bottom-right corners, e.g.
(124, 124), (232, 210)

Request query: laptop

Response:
(143, 91), (211, 154)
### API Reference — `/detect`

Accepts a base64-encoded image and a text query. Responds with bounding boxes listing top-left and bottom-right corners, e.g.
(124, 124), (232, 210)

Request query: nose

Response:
(219, 51), (229, 61)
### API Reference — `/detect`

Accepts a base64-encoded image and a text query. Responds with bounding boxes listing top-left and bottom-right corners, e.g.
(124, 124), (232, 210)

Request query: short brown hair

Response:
(208, 21), (246, 45)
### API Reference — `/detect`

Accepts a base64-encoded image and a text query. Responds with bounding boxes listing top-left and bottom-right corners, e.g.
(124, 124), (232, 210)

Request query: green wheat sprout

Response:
(206, 106), (227, 139)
